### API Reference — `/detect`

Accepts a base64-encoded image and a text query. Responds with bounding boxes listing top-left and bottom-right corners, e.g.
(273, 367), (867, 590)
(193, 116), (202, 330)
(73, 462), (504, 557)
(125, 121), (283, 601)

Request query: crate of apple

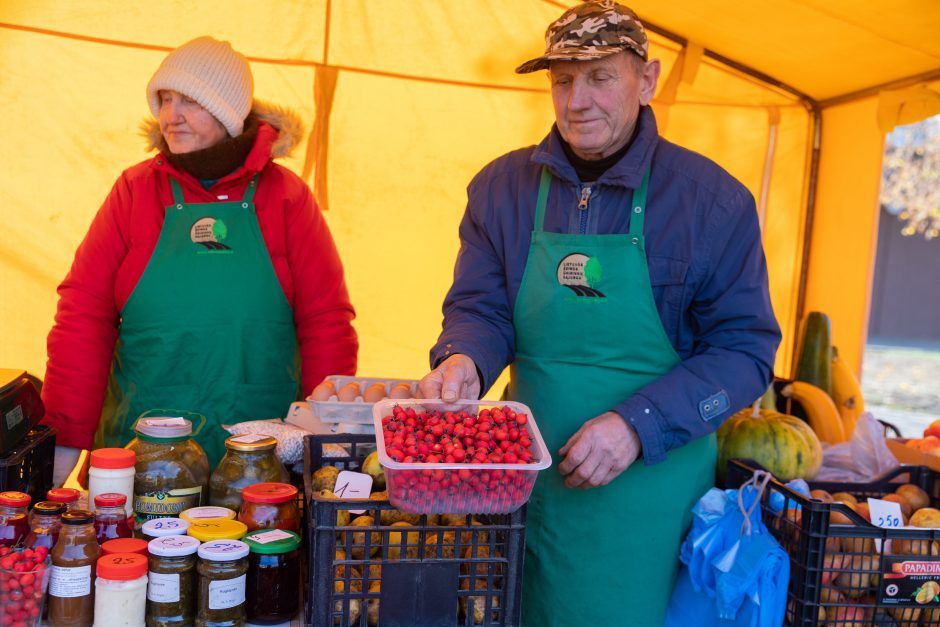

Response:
(0, 546), (51, 627)
(372, 399), (551, 514)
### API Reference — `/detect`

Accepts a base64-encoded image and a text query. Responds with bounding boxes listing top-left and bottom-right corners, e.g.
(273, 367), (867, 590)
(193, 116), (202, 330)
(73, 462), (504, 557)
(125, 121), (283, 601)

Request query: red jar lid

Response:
(0, 491), (31, 507)
(47, 488), (80, 504)
(241, 482), (298, 504)
(101, 537), (149, 556)
(97, 553), (148, 580)
(90, 448), (136, 469)
(94, 492), (127, 507)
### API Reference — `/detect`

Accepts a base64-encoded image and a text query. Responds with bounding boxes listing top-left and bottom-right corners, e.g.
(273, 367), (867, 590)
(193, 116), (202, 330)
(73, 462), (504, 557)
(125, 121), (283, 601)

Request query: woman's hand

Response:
(53, 445), (83, 487)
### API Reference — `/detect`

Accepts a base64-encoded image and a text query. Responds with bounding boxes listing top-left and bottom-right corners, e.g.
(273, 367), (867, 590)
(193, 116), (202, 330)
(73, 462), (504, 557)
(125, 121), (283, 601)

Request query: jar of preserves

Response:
(238, 483), (299, 533)
(49, 509), (101, 626)
(187, 519), (248, 543)
(210, 435), (288, 512)
(102, 537), (150, 556)
(196, 540), (250, 627)
(0, 491), (31, 548)
(88, 448), (137, 518)
(147, 535), (200, 627)
(180, 506), (236, 523)
(47, 487), (81, 511)
(243, 529), (301, 624)
(93, 552), (148, 627)
(126, 414), (209, 528)
(141, 517), (190, 541)
(25, 500), (65, 550)
(95, 492), (133, 544)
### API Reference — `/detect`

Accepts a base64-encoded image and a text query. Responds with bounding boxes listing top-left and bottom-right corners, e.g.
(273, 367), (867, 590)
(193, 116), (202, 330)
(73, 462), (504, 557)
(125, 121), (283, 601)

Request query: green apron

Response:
(96, 174), (300, 466)
(511, 167), (717, 626)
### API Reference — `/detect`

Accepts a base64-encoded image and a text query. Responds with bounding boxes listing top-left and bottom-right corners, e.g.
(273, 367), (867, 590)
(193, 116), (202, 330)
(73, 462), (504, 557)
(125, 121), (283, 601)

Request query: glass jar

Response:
(88, 448), (137, 519)
(102, 537), (150, 556)
(187, 519), (248, 543)
(141, 517), (190, 541)
(49, 509), (101, 627)
(147, 535), (200, 627)
(95, 492), (133, 544)
(196, 540), (250, 627)
(126, 415), (209, 528)
(93, 552), (148, 627)
(180, 506), (236, 523)
(243, 529), (301, 624)
(210, 435), (288, 512)
(0, 491), (31, 548)
(24, 500), (65, 550)
(237, 483), (299, 533)
(47, 487), (81, 511)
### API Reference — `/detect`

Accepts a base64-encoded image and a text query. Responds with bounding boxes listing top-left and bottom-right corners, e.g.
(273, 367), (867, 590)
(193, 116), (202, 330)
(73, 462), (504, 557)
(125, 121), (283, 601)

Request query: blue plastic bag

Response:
(664, 471), (790, 627)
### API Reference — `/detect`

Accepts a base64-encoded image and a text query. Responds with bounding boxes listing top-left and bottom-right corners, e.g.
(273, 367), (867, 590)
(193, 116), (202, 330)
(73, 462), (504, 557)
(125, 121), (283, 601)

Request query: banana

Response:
(831, 346), (865, 438)
(780, 380), (846, 444)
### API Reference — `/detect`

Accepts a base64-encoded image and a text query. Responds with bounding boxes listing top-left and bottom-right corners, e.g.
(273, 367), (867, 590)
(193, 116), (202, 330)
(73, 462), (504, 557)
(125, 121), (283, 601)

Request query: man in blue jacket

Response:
(419, 2), (781, 625)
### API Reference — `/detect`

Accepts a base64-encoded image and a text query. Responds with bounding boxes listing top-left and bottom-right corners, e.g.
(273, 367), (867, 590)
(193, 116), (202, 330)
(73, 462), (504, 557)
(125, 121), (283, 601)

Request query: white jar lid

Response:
(142, 517), (191, 537)
(198, 540), (249, 561)
(148, 534), (200, 557)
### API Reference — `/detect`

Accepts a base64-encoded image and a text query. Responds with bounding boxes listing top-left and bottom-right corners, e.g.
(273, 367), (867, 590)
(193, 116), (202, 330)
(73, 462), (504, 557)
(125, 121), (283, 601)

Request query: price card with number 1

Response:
(868, 498), (904, 529)
(335, 471), (373, 514)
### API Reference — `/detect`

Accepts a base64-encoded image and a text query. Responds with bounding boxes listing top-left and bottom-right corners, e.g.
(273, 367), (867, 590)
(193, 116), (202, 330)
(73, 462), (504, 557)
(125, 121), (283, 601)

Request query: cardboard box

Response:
(886, 438), (940, 473)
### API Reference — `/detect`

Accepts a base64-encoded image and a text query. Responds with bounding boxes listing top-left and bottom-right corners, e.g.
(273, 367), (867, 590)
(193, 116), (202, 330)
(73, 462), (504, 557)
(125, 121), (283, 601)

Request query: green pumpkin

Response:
(717, 407), (823, 482)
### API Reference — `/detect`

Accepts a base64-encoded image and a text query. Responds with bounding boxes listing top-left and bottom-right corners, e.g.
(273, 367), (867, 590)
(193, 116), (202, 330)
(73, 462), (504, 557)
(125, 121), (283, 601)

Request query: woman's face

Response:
(158, 89), (228, 154)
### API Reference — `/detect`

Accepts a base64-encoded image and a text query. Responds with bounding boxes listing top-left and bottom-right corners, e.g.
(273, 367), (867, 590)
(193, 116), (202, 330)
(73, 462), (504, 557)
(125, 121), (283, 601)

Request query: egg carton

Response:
(306, 375), (419, 424)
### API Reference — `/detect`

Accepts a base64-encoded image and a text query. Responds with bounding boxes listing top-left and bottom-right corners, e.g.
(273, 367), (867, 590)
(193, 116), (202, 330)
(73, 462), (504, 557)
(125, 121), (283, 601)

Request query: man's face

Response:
(158, 89), (228, 154)
(549, 52), (660, 160)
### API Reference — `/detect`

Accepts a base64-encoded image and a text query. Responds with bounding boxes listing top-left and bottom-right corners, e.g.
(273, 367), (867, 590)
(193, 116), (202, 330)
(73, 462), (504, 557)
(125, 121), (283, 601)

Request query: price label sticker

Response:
(251, 529), (294, 544)
(145, 417), (187, 426)
(231, 434), (269, 443)
(334, 471), (373, 514)
(868, 498), (904, 529)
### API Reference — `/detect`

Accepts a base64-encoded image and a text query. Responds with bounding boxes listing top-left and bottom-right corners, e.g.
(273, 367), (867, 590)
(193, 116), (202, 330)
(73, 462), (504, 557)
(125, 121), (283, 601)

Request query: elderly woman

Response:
(42, 36), (358, 472)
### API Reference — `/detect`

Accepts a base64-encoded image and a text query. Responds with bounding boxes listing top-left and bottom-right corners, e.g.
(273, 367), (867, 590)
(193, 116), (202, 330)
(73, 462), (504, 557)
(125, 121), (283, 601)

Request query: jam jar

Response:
(187, 519), (248, 542)
(49, 509), (101, 626)
(0, 491), (31, 547)
(210, 435), (288, 512)
(238, 483), (299, 533)
(24, 500), (65, 550)
(94, 492), (133, 544)
(243, 529), (301, 624)
(196, 540), (250, 627)
(47, 487), (81, 511)
(141, 517), (191, 541)
(147, 535), (200, 627)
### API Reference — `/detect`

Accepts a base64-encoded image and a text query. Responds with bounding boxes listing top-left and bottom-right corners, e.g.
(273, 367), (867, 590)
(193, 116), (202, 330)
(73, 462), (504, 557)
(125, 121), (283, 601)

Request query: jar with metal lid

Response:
(147, 535), (200, 627)
(126, 413), (210, 528)
(25, 500), (65, 550)
(47, 487), (81, 511)
(93, 552), (148, 627)
(196, 540), (250, 627)
(187, 519), (248, 542)
(95, 492), (133, 544)
(237, 483), (300, 533)
(210, 435), (288, 512)
(102, 537), (150, 556)
(243, 529), (301, 624)
(0, 491), (30, 547)
(88, 447), (137, 518)
(180, 506), (236, 523)
(49, 509), (101, 627)
(141, 517), (190, 541)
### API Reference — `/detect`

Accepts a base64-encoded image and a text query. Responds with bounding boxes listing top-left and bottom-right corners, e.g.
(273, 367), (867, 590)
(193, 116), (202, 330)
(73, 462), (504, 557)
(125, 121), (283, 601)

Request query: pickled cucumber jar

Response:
(126, 413), (210, 528)
(147, 535), (200, 627)
(196, 540), (250, 627)
(209, 435), (288, 513)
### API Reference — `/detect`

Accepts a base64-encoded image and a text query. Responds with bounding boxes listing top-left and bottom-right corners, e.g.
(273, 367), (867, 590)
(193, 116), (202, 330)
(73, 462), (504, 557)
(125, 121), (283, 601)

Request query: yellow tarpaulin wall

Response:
(1, 1), (939, 398)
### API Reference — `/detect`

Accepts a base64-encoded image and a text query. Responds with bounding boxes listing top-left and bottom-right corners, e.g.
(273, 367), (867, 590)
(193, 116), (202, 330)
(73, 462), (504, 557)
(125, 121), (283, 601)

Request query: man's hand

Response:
(557, 412), (641, 489)
(418, 354), (481, 402)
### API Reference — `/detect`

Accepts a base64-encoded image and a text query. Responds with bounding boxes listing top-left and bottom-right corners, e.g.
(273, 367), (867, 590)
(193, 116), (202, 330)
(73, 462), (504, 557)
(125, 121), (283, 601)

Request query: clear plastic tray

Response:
(372, 399), (552, 514)
(306, 375), (419, 425)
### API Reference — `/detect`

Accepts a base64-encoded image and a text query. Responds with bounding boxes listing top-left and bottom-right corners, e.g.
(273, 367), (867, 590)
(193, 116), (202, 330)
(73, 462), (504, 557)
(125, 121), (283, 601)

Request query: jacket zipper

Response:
(578, 185), (592, 235)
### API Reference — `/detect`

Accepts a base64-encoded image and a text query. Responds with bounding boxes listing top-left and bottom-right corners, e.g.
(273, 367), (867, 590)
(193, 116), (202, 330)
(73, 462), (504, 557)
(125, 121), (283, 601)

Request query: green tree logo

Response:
(212, 219), (228, 242)
(584, 256), (602, 288)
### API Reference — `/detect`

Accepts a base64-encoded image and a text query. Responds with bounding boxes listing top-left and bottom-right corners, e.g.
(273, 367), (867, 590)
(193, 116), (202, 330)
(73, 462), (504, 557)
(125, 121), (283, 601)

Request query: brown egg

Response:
(310, 380), (336, 401)
(389, 383), (412, 399)
(338, 381), (361, 402)
(363, 382), (387, 403)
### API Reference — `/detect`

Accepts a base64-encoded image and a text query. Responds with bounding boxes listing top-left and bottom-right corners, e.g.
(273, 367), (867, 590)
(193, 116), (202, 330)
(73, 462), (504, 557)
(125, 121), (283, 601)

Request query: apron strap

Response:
(534, 167), (552, 233)
(169, 177), (186, 206)
(241, 173), (261, 204)
(629, 166), (651, 237)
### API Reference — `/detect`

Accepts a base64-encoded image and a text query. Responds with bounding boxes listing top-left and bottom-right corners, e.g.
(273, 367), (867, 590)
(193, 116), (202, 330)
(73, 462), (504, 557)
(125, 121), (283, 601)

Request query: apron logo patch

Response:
(557, 253), (605, 297)
(190, 217), (232, 252)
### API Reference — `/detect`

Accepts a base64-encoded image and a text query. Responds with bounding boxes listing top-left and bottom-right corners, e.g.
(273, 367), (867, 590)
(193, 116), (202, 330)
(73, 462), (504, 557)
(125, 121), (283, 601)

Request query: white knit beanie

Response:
(146, 36), (253, 137)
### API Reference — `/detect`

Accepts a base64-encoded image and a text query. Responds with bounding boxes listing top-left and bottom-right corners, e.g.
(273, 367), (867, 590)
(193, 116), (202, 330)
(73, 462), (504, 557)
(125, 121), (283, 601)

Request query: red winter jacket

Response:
(42, 103), (358, 449)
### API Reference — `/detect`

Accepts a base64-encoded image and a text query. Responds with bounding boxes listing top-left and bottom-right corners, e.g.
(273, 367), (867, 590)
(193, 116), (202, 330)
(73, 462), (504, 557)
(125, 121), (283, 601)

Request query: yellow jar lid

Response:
(224, 434), (277, 452)
(187, 518), (248, 541)
(180, 506), (236, 523)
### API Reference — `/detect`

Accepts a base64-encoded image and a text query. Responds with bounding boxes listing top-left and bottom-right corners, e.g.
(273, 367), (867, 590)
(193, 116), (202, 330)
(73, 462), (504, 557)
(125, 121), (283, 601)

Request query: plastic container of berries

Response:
(372, 399), (551, 514)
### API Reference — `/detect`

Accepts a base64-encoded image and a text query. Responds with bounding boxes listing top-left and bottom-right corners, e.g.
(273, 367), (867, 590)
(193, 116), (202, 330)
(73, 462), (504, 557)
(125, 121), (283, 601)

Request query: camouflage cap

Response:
(516, 1), (648, 74)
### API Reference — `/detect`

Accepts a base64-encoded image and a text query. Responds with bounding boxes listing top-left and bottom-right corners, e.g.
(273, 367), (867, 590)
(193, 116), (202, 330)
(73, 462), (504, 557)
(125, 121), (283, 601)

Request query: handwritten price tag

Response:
(868, 498), (904, 528)
(335, 471), (373, 514)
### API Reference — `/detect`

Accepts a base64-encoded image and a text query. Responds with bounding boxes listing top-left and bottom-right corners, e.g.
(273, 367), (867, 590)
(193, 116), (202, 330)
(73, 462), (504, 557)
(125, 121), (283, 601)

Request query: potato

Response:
(460, 578), (500, 625)
(367, 580), (382, 626)
(312, 466), (340, 492)
(380, 508), (422, 526)
(343, 515), (381, 559)
(386, 522), (420, 560)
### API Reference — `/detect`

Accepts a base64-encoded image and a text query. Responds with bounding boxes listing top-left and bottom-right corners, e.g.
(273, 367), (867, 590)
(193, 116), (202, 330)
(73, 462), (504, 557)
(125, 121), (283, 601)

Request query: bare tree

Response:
(881, 115), (940, 240)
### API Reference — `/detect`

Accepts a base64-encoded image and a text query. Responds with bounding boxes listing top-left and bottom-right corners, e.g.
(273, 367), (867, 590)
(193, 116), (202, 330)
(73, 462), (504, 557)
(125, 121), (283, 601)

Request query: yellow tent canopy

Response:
(2, 1), (939, 395)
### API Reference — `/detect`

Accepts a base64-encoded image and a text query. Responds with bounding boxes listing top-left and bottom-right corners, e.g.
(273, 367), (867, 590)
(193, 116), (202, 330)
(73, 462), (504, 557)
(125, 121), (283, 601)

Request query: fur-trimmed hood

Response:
(142, 99), (304, 159)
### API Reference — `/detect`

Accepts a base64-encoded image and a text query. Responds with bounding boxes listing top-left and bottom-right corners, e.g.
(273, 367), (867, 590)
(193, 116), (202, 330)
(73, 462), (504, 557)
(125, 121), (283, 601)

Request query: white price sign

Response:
(868, 498), (904, 529)
(335, 470), (373, 514)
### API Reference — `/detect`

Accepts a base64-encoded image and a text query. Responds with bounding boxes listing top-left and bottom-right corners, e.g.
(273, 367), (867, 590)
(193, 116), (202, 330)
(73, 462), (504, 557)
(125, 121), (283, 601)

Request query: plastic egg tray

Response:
(306, 375), (419, 425)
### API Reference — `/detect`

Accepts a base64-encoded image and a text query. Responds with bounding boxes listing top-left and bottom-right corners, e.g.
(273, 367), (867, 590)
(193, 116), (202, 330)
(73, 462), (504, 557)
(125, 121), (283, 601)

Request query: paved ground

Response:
(862, 343), (940, 437)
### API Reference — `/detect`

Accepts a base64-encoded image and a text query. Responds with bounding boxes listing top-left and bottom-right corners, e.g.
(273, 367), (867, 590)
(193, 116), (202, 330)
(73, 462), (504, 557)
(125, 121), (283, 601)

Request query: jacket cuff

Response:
(612, 394), (667, 466)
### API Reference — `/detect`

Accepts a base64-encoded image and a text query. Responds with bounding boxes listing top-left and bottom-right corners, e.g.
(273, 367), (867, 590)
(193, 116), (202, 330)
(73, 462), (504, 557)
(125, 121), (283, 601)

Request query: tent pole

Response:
(818, 68), (940, 109)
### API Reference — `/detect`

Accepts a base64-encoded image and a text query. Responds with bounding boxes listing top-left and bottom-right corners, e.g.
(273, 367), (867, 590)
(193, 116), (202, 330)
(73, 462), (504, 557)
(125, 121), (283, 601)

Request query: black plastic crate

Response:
(303, 434), (526, 627)
(728, 459), (940, 626)
(0, 425), (55, 503)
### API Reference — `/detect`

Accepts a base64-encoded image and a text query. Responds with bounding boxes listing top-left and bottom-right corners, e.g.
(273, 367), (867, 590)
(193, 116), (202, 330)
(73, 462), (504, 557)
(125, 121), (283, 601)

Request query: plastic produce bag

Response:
(664, 471), (789, 627)
(814, 412), (899, 482)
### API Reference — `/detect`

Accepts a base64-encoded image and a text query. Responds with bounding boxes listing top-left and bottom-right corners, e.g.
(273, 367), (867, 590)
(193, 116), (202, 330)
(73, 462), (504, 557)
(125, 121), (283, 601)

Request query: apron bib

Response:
(97, 174), (300, 466)
(511, 168), (717, 626)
